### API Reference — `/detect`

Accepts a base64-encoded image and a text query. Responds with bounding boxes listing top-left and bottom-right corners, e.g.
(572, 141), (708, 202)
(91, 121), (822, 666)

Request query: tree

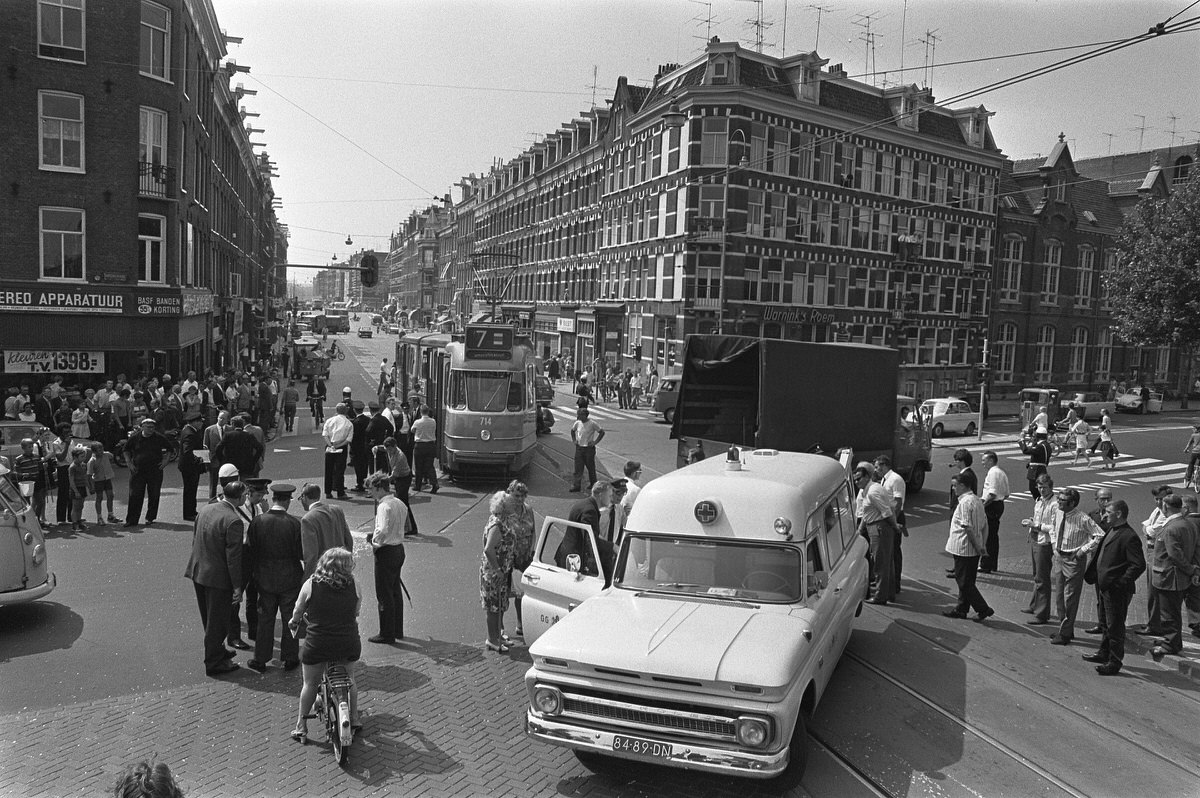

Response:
(1105, 174), (1200, 407)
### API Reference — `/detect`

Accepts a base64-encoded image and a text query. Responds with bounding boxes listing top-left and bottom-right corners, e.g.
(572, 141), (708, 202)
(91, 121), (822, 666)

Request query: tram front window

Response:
(449, 370), (527, 412)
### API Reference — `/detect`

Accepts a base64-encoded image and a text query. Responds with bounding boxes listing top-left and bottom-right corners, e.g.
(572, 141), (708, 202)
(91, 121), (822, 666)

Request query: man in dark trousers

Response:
(245, 483), (304, 672)
(1083, 489), (1114, 634)
(1083, 499), (1145, 675)
(178, 416), (207, 522)
(365, 400), (393, 453)
(214, 416), (263, 482)
(1150, 494), (1199, 658)
(349, 401), (373, 493)
(184, 479), (246, 676)
(298, 483), (354, 578)
(124, 418), (174, 527)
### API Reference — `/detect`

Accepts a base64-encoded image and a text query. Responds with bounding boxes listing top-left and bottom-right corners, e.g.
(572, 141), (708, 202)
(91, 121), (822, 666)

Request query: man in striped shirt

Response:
(1040, 488), (1105, 645)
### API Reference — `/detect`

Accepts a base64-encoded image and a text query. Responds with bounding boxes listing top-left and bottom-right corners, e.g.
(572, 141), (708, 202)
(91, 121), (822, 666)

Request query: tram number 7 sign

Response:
(464, 325), (513, 361)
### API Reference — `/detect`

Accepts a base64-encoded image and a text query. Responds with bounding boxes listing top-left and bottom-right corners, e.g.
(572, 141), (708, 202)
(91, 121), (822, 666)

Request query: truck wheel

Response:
(932, 422), (944, 437)
(663, 407), (675, 424)
(965, 422), (976, 436)
(771, 713), (810, 788)
(906, 467), (925, 493)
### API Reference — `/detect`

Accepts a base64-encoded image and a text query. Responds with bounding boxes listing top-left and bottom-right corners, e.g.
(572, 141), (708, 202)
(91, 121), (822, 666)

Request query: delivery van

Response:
(522, 447), (868, 782)
(0, 462), (56, 606)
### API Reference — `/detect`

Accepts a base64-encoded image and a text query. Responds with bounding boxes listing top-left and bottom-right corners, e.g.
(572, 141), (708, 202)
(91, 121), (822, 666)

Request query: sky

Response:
(210, 0), (1200, 281)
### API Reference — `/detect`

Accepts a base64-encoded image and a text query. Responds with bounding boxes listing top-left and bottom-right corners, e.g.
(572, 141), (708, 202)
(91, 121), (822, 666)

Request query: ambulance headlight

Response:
(532, 685), (563, 716)
(736, 715), (772, 748)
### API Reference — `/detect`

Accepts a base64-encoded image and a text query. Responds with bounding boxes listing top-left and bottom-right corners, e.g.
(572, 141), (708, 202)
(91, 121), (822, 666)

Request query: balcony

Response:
(139, 162), (176, 199)
(693, 297), (721, 310)
(688, 216), (725, 243)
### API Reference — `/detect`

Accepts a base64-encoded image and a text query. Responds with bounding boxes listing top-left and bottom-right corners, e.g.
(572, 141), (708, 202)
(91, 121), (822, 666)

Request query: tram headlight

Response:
(532, 685), (563, 716)
(735, 715), (771, 748)
(480, 429), (492, 441)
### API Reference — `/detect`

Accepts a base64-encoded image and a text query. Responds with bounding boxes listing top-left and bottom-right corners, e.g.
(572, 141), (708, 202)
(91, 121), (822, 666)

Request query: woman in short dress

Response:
(505, 480), (536, 639)
(289, 547), (362, 742)
(480, 491), (518, 653)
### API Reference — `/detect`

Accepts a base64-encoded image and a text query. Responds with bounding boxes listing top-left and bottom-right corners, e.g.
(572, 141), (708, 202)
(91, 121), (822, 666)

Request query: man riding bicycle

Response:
(1184, 423), (1200, 487)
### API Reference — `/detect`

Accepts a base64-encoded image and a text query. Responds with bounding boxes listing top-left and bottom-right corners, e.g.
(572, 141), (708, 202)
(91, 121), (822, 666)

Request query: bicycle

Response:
(309, 663), (355, 764)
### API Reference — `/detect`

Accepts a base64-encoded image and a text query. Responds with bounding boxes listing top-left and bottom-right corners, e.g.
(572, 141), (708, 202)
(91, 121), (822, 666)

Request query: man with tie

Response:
(1082, 500), (1145, 675)
(1039, 488), (1105, 645)
(1149, 494), (1199, 658)
(245, 483), (304, 672)
(203, 411), (231, 500)
(298, 482), (354, 578)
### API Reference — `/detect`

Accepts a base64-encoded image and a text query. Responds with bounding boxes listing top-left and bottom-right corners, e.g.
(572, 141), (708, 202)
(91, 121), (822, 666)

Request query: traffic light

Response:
(360, 253), (379, 288)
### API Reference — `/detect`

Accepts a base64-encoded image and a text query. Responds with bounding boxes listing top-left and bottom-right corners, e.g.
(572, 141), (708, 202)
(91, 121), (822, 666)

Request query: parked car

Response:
(357, 326), (373, 338)
(1115, 387), (1163, 414)
(386, 323), (400, 334)
(919, 398), (977, 437)
(0, 421), (94, 462)
(947, 392), (989, 420)
(534, 375), (554, 407)
(1059, 391), (1116, 421)
(651, 377), (679, 423)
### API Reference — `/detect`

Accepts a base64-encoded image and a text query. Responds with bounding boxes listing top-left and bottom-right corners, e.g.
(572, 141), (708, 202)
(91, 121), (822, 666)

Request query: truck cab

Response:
(0, 463), (56, 606)
(522, 448), (868, 782)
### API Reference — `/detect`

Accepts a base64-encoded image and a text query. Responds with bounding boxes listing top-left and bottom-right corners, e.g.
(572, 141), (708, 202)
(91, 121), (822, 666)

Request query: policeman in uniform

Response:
(227, 476), (271, 649)
(245, 483), (304, 672)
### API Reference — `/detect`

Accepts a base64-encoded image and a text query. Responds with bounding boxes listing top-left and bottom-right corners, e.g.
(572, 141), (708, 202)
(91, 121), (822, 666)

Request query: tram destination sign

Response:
(464, 324), (514, 361)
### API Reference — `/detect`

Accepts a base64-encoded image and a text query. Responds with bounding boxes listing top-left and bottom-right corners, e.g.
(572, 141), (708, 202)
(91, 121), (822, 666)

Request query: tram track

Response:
(807, 592), (1200, 798)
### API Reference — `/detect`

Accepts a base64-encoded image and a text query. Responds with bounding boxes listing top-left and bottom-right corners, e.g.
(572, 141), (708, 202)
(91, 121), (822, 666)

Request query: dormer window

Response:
(1053, 178), (1067, 202)
(763, 65), (778, 82)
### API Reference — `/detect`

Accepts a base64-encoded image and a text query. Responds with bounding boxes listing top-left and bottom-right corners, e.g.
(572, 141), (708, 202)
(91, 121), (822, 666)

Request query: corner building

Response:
(471, 37), (1003, 393)
(0, 0), (281, 386)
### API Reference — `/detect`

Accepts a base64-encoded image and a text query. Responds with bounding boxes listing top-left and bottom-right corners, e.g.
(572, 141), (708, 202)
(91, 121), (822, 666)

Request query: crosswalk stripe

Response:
(1129, 471), (1187, 483)
(555, 404), (647, 421)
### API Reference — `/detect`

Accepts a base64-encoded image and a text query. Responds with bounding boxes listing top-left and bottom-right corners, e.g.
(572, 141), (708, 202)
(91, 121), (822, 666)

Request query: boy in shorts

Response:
(87, 441), (119, 524)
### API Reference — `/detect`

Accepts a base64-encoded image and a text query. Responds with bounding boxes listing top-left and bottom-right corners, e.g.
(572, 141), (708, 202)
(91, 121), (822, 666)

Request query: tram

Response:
(396, 324), (538, 480)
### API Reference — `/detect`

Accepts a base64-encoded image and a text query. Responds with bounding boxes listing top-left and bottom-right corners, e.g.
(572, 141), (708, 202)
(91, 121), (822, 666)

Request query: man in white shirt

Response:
(621, 460), (643, 515)
(568, 408), (605, 492)
(854, 462), (900, 605)
(321, 403), (354, 499)
(1132, 485), (1173, 636)
(873, 455), (908, 592)
(411, 405), (439, 494)
(943, 473), (994, 621)
(979, 450), (1011, 573)
(1038, 487), (1104, 644)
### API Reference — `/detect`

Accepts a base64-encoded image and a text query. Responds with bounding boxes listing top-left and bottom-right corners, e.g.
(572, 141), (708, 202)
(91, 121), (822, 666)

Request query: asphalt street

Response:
(2, 339), (1199, 798)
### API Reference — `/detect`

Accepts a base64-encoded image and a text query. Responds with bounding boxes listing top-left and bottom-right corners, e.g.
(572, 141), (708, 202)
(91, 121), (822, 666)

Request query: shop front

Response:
(0, 281), (215, 390)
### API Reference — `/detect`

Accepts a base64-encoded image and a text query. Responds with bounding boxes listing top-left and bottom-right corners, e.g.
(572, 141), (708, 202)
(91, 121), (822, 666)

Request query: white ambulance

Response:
(521, 447), (869, 782)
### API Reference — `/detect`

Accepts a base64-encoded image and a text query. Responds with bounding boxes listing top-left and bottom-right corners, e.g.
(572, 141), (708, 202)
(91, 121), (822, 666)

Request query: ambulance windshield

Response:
(616, 534), (801, 603)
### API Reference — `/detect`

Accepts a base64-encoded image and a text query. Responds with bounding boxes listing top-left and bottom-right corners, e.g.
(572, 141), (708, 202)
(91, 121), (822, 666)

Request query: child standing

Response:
(67, 448), (90, 532)
(87, 441), (119, 524)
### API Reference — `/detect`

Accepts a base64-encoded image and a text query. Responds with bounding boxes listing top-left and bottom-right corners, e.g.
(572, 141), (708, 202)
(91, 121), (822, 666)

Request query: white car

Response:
(1059, 392), (1116, 421)
(1115, 388), (1163, 414)
(919, 398), (977, 437)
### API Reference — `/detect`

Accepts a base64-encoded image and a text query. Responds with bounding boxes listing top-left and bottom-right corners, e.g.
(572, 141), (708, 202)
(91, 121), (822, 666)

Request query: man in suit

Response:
(245, 483), (304, 673)
(203, 410), (231, 499)
(365, 401), (393, 453)
(560, 481), (614, 583)
(214, 416), (263, 481)
(227, 477), (270, 650)
(1150, 494), (1199, 658)
(349, 401), (374, 492)
(34, 385), (58, 429)
(178, 416), (207, 522)
(241, 413), (266, 478)
(298, 483), (354, 577)
(1082, 499), (1145, 675)
(184, 480), (247, 676)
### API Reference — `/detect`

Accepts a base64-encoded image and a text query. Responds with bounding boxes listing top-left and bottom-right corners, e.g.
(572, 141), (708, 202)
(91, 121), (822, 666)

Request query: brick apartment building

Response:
(0, 0), (282, 387)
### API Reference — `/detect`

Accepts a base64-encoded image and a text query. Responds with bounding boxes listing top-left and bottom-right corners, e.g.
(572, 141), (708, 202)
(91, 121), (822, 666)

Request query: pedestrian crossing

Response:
(552, 403), (655, 423)
(948, 439), (1192, 501)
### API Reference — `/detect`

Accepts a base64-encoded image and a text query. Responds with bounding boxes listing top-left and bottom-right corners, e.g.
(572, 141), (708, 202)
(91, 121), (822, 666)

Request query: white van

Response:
(0, 463), (56, 606)
(522, 448), (868, 782)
